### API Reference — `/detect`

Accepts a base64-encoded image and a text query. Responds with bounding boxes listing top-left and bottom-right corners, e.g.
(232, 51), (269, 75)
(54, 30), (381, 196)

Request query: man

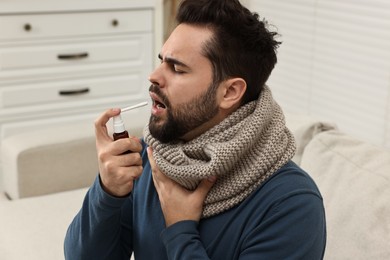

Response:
(64, 0), (326, 259)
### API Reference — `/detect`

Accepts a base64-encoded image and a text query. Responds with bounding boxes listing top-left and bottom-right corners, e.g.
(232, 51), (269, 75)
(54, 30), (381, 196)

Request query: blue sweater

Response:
(64, 145), (326, 259)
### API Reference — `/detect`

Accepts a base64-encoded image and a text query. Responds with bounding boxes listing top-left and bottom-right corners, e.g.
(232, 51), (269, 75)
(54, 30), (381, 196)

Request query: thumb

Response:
(196, 176), (217, 198)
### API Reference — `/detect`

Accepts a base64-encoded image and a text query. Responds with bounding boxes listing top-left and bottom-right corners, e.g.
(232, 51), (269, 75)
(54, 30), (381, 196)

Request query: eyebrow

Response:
(158, 54), (190, 69)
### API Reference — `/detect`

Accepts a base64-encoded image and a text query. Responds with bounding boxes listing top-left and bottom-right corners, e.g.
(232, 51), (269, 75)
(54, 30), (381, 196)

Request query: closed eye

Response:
(158, 54), (190, 74)
(172, 64), (185, 74)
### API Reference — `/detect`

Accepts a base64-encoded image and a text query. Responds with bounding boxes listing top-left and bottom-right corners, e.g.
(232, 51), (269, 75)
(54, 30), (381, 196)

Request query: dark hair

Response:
(177, 0), (280, 104)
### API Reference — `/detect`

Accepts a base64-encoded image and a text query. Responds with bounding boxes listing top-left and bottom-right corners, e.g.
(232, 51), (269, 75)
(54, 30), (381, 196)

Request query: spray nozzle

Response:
(113, 115), (125, 133)
(112, 101), (148, 134)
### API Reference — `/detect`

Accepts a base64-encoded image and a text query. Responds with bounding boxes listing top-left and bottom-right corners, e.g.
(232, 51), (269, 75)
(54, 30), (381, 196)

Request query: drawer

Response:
(0, 74), (145, 109)
(0, 103), (150, 141)
(0, 34), (151, 71)
(0, 9), (152, 40)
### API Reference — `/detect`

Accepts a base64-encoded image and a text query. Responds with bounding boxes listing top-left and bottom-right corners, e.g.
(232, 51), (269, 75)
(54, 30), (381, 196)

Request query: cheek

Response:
(170, 77), (212, 104)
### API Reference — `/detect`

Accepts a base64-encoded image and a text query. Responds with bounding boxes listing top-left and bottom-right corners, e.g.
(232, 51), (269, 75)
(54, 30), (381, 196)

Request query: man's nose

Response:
(148, 65), (165, 88)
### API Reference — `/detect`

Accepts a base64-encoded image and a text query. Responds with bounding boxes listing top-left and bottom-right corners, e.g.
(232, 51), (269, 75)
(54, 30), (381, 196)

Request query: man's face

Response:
(148, 24), (221, 143)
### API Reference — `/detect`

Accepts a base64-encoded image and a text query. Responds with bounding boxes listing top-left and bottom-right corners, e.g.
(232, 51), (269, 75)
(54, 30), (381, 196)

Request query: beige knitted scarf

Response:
(144, 85), (296, 218)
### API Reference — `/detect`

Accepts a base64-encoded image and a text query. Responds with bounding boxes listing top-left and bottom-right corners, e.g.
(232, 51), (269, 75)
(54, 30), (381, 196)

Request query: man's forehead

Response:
(161, 24), (213, 64)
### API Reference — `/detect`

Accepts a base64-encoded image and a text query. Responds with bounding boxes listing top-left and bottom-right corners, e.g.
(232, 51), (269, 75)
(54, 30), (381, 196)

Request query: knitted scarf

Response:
(144, 85), (296, 218)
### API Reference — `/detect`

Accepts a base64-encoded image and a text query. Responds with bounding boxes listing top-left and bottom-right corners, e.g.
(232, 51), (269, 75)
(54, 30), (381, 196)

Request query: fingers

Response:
(196, 176), (217, 200)
(99, 149), (143, 197)
(95, 108), (121, 143)
(102, 152), (142, 169)
(100, 164), (143, 196)
(110, 137), (143, 155)
(147, 147), (156, 168)
(95, 108), (145, 197)
(147, 147), (176, 185)
(147, 147), (164, 188)
(95, 108), (142, 155)
(147, 147), (218, 226)
(148, 147), (216, 195)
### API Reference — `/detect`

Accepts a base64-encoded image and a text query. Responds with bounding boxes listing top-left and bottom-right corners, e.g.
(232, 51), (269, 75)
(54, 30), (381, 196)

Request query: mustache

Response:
(149, 84), (170, 107)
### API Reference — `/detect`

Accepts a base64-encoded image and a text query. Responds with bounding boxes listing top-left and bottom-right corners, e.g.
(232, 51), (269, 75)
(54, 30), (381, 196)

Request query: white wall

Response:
(244, 0), (390, 148)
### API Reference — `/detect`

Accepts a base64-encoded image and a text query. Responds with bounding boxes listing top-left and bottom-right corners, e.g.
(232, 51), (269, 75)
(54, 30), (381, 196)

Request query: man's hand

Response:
(147, 147), (216, 227)
(95, 108), (143, 197)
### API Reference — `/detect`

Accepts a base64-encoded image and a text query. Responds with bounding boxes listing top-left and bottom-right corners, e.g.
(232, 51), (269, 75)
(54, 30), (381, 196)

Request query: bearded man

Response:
(65, 0), (326, 259)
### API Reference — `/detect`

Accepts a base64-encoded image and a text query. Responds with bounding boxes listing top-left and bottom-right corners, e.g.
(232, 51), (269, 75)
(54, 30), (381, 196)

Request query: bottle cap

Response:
(113, 115), (125, 133)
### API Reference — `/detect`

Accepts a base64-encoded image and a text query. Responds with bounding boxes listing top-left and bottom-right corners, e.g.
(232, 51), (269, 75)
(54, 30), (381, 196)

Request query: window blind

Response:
(244, 0), (390, 148)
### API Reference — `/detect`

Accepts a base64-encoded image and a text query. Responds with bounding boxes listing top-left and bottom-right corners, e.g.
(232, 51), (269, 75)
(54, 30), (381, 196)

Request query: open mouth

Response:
(154, 99), (166, 109)
(150, 92), (167, 110)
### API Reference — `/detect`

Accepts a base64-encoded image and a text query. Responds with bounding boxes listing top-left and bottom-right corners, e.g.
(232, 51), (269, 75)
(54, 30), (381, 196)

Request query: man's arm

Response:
(149, 152), (326, 260)
(64, 177), (133, 260)
(147, 147), (216, 226)
(64, 108), (144, 259)
(147, 147), (216, 259)
(160, 191), (325, 260)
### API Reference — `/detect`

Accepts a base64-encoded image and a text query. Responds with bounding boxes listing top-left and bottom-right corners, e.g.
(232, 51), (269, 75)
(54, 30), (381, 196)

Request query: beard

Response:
(148, 82), (219, 143)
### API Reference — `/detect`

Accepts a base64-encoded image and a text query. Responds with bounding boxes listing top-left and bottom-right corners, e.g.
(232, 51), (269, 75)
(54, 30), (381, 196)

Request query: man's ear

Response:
(219, 78), (247, 110)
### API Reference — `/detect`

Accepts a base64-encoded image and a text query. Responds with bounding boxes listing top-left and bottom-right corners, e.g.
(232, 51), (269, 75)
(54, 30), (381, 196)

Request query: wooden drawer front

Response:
(0, 35), (150, 71)
(0, 10), (152, 40)
(0, 74), (144, 108)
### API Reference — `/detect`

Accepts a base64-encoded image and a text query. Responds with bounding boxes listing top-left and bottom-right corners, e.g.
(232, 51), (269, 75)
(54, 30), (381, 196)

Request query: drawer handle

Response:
(57, 52), (89, 60)
(24, 23), (32, 32)
(112, 19), (119, 27)
(59, 88), (90, 96)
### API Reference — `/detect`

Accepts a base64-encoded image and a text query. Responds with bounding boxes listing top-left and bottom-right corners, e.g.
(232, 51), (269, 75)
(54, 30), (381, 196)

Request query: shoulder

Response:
(240, 161), (324, 221)
(238, 161), (326, 234)
(262, 161), (323, 200)
(238, 162), (326, 259)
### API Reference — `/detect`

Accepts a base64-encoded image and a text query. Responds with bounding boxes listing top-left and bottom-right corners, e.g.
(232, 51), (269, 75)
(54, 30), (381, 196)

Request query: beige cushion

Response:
(300, 130), (390, 259)
(1, 123), (98, 199)
(1, 119), (145, 199)
(285, 114), (336, 165)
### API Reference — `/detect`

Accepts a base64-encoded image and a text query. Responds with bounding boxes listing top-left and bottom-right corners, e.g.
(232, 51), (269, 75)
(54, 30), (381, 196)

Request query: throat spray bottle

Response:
(113, 114), (129, 140)
(112, 101), (148, 141)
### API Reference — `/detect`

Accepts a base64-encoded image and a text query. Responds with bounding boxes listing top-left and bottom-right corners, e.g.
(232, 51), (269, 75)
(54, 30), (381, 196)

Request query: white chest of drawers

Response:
(0, 0), (163, 195)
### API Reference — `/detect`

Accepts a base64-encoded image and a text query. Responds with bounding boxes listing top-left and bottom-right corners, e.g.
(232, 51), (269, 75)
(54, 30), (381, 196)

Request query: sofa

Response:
(0, 115), (389, 260)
